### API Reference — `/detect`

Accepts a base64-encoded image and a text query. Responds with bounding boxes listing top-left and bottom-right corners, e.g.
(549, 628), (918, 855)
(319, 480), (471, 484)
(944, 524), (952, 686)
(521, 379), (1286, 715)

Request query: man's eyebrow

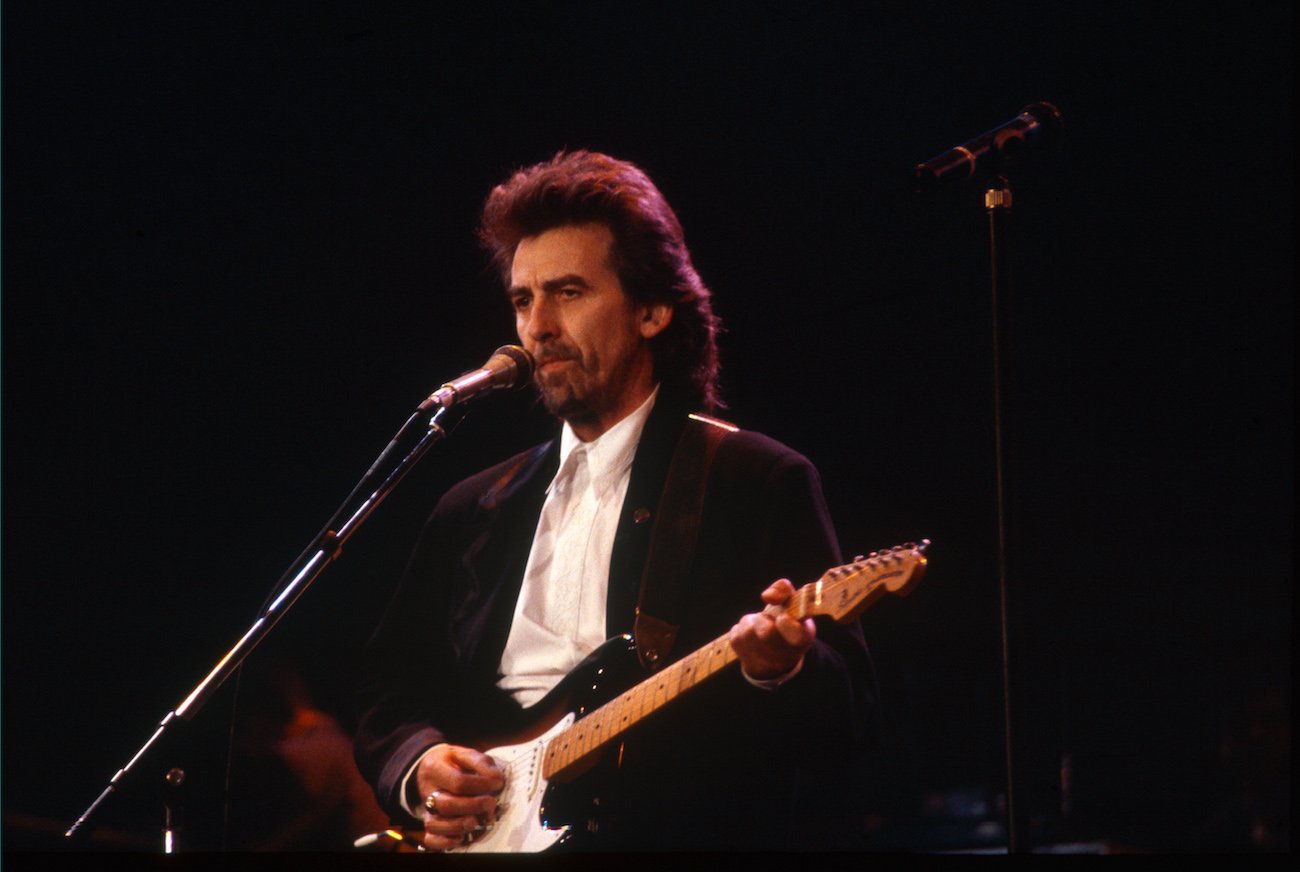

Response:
(506, 274), (591, 296)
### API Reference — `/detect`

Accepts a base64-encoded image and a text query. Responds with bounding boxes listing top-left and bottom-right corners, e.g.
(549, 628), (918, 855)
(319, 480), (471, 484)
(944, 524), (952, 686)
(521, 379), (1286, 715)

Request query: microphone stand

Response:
(918, 104), (1061, 853)
(985, 175), (1030, 854)
(65, 403), (461, 847)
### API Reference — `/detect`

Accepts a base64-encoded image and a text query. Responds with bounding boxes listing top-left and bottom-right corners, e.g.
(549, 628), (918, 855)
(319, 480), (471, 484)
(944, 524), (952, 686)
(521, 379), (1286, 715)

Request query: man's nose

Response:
(522, 296), (559, 342)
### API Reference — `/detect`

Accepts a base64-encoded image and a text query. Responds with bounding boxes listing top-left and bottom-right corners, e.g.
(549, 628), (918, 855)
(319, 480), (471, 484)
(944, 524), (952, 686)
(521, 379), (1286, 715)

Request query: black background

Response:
(2, 0), (1292, 855)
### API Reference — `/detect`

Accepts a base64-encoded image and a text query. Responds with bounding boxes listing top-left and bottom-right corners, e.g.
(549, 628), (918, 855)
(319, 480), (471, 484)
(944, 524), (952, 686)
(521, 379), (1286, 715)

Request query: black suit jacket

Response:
(354, 394), (875, 850)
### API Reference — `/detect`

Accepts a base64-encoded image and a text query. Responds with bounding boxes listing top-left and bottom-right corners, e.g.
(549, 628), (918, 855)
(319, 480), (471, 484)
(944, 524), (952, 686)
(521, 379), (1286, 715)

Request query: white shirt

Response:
(495, 389), (657, 708)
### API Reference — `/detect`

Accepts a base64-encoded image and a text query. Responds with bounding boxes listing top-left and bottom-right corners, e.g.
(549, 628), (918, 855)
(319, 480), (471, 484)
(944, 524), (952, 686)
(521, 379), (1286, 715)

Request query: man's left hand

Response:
(729, 578), (815, 681)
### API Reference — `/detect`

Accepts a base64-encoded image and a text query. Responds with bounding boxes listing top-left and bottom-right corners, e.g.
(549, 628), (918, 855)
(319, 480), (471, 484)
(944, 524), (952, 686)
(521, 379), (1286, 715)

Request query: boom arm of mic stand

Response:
(65, 405), (458, 842)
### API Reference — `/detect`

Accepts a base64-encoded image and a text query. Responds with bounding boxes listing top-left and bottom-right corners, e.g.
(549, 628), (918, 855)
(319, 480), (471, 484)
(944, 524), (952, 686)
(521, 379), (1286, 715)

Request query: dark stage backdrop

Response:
(2, 1), (1291, 855)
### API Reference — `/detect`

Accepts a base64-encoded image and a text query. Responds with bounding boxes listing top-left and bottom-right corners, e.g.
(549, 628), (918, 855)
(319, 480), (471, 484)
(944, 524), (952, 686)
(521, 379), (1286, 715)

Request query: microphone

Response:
(418, 345), (535, 412)
(914, 101), (1063, 190)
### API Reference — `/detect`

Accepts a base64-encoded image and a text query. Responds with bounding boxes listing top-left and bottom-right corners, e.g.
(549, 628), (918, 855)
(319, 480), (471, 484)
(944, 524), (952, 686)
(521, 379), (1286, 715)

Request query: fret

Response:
(651, 672), (669, 709)
(674, 656), (694, 696)
(586, 714), (605, 751)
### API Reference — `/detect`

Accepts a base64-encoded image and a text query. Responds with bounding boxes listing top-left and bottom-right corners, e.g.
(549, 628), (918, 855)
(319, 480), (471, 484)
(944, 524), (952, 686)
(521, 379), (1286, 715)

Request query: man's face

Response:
(508, 223), (669, 440)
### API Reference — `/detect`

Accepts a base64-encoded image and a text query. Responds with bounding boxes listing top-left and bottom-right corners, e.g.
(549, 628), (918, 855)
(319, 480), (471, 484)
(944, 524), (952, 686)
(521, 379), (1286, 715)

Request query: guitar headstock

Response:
(797, 540), (930, 623)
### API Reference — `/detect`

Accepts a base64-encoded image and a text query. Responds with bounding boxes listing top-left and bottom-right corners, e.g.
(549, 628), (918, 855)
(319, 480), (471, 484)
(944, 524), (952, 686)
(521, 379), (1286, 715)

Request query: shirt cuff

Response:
(741, 655), (804, 689)
(398, 744), (442, 819)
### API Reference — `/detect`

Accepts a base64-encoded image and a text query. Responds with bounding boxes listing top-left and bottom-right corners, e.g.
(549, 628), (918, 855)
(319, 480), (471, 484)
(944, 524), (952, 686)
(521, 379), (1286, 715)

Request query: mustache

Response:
(532, 345), (582, 368)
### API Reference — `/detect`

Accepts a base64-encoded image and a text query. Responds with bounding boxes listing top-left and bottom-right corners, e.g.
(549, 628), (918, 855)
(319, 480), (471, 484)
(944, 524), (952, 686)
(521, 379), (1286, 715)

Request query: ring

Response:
(424, 790), (441, 815)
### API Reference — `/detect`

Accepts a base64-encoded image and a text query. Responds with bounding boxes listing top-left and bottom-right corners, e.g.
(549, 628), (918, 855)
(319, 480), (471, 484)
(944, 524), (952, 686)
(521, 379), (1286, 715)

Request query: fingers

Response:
(440, 744), (507, 793)
(736, 610), (815, 651)
(420, 830), (470, 852)
(729, 605), (816, 681)
(415, 743), (505, 852)
(422, 796), (495, 853)
(421, 786), (499, 853)
(779, 611), (816, 646)
(760, 577), (797, 606)
(425, 787), (499, 823)
(417, 743), (505, 798)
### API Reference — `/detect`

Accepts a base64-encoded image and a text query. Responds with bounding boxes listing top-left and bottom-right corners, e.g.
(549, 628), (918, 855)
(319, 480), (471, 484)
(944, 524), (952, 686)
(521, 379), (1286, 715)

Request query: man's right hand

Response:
(415, 743), (505, 852)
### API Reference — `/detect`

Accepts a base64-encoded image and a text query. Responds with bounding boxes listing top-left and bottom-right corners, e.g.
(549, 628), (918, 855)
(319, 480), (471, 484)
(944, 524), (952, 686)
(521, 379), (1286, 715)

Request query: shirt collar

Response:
(551, 387), (658, 496)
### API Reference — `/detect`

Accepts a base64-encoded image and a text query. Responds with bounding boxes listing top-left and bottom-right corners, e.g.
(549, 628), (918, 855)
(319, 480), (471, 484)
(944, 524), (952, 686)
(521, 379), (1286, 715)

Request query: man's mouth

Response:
(536, 356), (576, 373)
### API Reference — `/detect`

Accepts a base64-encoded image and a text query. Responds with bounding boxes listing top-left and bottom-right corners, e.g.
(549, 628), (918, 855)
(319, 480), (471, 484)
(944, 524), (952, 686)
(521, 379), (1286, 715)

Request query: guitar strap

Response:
(633, 413), (735, 671)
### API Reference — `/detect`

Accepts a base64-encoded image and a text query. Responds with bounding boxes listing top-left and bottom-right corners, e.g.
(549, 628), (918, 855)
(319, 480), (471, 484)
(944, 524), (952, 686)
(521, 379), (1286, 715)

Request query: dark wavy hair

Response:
(478, 150), (722, 410)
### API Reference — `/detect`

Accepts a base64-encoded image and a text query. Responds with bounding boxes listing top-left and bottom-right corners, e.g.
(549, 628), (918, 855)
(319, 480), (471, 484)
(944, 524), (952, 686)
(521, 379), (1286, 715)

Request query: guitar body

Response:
(447, 712), (575, 852)
(452, 634), (645, 853)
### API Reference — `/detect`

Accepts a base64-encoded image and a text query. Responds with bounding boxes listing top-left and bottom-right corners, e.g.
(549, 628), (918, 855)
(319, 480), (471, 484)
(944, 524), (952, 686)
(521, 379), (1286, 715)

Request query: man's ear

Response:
(639, 303), (672, 339)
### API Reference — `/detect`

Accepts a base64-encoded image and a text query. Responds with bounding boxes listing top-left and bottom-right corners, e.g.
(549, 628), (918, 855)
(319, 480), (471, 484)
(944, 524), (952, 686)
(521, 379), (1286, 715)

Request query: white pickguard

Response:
(449, 712), (576, 853)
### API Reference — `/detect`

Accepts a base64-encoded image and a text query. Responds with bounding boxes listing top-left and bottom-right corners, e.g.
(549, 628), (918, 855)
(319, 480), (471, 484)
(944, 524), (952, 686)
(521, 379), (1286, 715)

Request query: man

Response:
(354, 151), (875, 852)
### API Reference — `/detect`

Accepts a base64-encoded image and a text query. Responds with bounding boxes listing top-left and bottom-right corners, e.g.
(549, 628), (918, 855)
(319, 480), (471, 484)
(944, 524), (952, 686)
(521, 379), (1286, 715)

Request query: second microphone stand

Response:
(985, 174), (1032, 855)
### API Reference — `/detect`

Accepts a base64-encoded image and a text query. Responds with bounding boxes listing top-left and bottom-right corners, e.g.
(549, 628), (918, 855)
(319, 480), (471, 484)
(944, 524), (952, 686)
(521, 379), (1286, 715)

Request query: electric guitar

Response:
(357, 540), (929, 854)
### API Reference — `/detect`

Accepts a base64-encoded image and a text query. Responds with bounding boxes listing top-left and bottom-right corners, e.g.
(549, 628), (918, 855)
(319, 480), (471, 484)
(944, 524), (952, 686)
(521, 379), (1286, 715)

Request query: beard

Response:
(536, 371), (591, 422)
(531, 341), (642, 429)
(533, 345), (598, 424)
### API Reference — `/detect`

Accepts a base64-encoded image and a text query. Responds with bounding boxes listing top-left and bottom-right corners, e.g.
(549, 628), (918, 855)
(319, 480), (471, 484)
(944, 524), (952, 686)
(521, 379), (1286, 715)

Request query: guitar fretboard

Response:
(540, 629), (739, 780)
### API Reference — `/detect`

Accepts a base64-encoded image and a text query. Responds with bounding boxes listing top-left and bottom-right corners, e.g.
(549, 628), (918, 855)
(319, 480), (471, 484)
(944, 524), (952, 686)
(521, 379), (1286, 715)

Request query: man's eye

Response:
(511, 295), (531, 311)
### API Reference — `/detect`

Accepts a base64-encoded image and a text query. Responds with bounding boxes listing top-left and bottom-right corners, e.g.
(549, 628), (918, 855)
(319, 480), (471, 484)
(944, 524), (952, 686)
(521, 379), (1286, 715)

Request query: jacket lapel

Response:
(460, 440), (558, 679)
(605, 396), (691, 638)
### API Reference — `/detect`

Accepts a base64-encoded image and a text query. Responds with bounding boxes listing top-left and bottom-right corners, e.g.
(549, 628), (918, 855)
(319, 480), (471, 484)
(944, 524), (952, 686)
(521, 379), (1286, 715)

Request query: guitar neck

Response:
(538, 542), (928, 782)
(540, 628), (739, 781)
(539, 594), (826, 781)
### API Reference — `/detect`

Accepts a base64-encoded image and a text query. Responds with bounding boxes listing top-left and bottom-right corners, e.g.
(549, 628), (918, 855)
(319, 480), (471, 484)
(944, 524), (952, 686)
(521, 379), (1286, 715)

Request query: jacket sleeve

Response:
(606, 430), (876, 849)
(351, 475), (535, 821)
(707, 431), (874, 744)
(351, 499), (460, 821)
(711, 437), (879, 847)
